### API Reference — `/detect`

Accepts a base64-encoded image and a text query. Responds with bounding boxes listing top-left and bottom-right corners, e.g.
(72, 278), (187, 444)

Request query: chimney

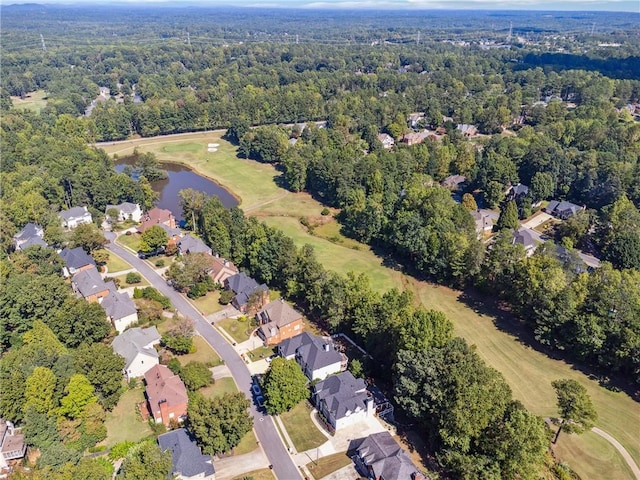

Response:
(323, 343), (330, 352)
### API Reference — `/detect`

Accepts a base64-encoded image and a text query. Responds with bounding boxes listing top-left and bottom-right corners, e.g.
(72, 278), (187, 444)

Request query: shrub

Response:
(321, 207), (330, 216)
(167, 357), (182, 375)
(141, 287), (171, 309)
(133, 287), (143, 299)
(108, 441), (135, 460)
(165, 243), (178, 256)
(126, 272), (142, 284)
(219, 289), (234, 305)
(155, 259), (165, 267)
(128, 378), (138, 389)
(188, 282), (209, 299)
(180, 361), (214, 391)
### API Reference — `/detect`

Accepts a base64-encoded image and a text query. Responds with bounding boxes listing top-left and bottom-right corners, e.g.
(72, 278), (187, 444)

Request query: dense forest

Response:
(1, 5), (639, 479)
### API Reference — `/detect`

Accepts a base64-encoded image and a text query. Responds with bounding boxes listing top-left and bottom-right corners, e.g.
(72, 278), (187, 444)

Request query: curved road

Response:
(105, 234), (302, 480)
(592, 427), (640, 480)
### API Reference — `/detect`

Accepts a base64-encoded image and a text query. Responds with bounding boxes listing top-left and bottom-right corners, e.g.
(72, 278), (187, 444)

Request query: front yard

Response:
(199, 377), (237, 400)
(306, 451), (353, 480)
(176, 335), (223, 367)
(103, 387), (152, 446)
(280, 401), (327, 453)
(247, 345), (274, 362)
(232, 469), (275, 480)
(217, 316), (254, 344)
(116, 273), (150, 287)
(98, 249), (132, 273)
(116, 232), (142, 252)
(190, 290), (224, 316)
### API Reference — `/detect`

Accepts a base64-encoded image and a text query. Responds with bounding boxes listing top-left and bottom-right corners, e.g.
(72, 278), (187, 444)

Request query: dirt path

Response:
(592, 427), (640, 480)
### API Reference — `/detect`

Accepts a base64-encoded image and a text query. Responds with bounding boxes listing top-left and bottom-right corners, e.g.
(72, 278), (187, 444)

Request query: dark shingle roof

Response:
(158, 428), (215, 478)
(314, 371), (369, 421)
(59, 206), (90, 221)
(101, 290), (137, 320)
(278, 332), (315, 358)
(356, 432), (421, 480)
(72, 267), (115, 298)
(296, 336), (343, 373)
(14, 223), (43, 242)
(19, 236), (48, 250)
(225, 272), (268, 308)
(112, 326), (160, 371)
(60, 246), (96, 270)
(178, 234), (212, 255)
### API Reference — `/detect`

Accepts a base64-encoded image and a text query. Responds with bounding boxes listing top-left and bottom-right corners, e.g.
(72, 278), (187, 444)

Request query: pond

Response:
(115, 158), (239, 220)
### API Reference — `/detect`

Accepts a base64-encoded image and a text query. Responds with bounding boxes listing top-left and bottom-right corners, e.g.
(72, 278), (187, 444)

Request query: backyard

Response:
(103, 387), (152, 446)
(279, 401), (327, 453)
(100, 132), (640, 479)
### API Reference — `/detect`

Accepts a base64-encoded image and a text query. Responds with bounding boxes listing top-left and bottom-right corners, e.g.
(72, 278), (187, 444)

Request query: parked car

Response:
(137, 246), (165, 259)
(252, 383), (261, 396)
(256, 396), (265, 408)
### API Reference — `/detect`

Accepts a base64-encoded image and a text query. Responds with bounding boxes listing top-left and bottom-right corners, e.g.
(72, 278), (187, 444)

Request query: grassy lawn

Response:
(116, 232), (142, 252)
(247, 345), (275, 362)
(101, 132), (640, 476)
(10, 90), (48, 113)
(177, 335), (223, 366)
(98, 249), (132, 273)
(279, 402), (327, 453)
(190, 290), (224, 316)
(233, 429), (259, 455)
(103, 387), (152, 446)
(116, 273), (150, 287)
(306, 451), (352, 480)
(200, 377), (237, 400)
(217, 317), (254, 344)
(232, 469), (275, 480)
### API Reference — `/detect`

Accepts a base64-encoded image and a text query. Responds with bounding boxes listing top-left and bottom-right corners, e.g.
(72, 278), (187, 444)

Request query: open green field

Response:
(306, 451), (352, 480)
(200, 377), (237, 400)
(99, 249), (132, 273)
(190, 290), (223, 316)
(103, 387), (152, 446)
(100, 132), (640, 478)
(10, 90), (48, 113)
(280, 402), (327, 453)
(217, 317), (253, 344)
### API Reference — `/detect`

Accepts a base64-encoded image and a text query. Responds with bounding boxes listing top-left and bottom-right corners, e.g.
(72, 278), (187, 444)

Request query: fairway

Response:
(10, 90), (48, 113)
(100, 131), (640, 478)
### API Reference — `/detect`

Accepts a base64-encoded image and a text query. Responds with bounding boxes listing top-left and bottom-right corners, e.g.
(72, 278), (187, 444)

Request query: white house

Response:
(112, 327), (161, 381)
(101, 290), (139, 333)
(312, 371), (374, 431)
(59, 206), (93, 229)
(278, 332), (346, 381)
(105, 202), (143, 223)
(13, 223), (47, 251)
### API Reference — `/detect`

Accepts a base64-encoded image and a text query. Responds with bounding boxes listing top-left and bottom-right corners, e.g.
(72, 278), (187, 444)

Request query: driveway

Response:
(521, 211), (553, 230)
(105, 233), (302, 480)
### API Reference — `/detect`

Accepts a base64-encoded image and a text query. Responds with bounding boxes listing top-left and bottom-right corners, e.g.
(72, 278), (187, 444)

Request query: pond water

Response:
(114, 158), (239, 220)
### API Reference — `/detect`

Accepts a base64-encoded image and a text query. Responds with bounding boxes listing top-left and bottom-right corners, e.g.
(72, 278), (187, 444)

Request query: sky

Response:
(3, 0), (639, 10)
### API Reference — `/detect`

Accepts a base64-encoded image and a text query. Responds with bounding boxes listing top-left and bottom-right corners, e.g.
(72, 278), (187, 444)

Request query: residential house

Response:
(471, 210), (493, 238)
(137, 207), (176, 234)
(178, 234), (212, 256)
(13, 223), (47, 251)
(59, 206), (93, 229)
(407, 112), (425, 128)
(441, 175), (466, 190)
(376, 133), (395, 149)
(512, 227), (540, 257)
(224, 272), (269, 314)
(505, 183), (529, 201)
(255, 299), (303, 346)
(112, 327), (161, 381)
(0, 420), (26, 469)
(71, 266), (116, 303)
(60, 246), (96, 277)
(400, 131), (429, 146)
(158, 429), (215, 480)
(102, 290), (139, 333)
(278, 332), (346, 381)
(312, 371), (373, 431)
(207, 256), (239, 285)
(456, 124), (478, 137)
(144, 364), (188, 426)
(105, 202), (143, 223)
(353, 431), (424, 480)
(545, 200), (585, 220)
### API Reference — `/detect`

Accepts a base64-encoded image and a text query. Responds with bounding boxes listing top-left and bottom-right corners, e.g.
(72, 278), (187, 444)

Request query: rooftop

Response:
(158, 428), (215, 478)
(112, 326), (161, 370)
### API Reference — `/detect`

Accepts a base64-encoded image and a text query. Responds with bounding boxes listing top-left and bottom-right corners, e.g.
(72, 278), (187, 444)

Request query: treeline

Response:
(3, 42), (640, 141)
(181, 192), (550, 478)
(237, 118), (640, 384)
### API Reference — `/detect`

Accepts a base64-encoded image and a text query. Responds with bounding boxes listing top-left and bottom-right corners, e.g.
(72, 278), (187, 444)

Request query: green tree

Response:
(187, 393), (252, 455)
(165, 252), (211, 294)
(24, 367), (57, 415)
(49, 299), (111, 348)
(551, 379), (598, 444)
(461, 193), (478, 211)
(530, 172), (555, 202)
(59, 374), (98, 419)
(180, 362), (213, 391)
(69, 223), (107, 254)
(348, 358), (364, 378)
(497, 201), (519, 230)
(139, 225), (168, 253)
(74, 343), (125, 410)
(118, 442), (172, 480)
(262, 357), (309, 415)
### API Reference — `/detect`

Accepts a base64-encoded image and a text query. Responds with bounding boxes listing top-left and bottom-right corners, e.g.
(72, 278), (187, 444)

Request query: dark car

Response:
(137, 247), (165, 259)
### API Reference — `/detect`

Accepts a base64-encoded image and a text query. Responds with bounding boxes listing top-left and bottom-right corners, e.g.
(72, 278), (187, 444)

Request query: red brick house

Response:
(256, 299), (304, 346)
(144, 365), (188, 426)
(137, 207), (176, 233)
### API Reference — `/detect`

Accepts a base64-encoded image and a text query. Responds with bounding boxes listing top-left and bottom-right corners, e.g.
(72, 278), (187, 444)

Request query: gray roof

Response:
(356, 432), (420, 480)
(547, 200), (583, 218)
(178, 234), (212, 255)
(278, 332), (316, 358)
(59, 206), (90, 221)
(510, 183), (529, 197)
(18, 236), (48, 250)
(158, 222), (182, 238)
(101, 290), (137, 320)
(112, 326), (160, 370)
(72, 267), (115, 298)
(60, 246), (96, 270)
(257, 299), (302, 339)
(158, 428), (215, 478)
(292, 333), (342, 373)
(513, 227), (539, 250)
(14, 223), (43, 242)
(225, 272), (268, 308)
(313, 371), (369, 421)
(106, 202), (139, 214)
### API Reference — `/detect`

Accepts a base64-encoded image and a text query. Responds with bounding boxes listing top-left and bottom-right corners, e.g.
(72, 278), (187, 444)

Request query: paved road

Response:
(592, 427), (640, 480)
(105, 234), (302, 480)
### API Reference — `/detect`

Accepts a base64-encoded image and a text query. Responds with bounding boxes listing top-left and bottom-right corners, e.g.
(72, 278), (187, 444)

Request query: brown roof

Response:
(144, 365), (188, 411)
(257, 299), (302, 339)
(138, 208), (175, 233)
(208, 256), (239, 283)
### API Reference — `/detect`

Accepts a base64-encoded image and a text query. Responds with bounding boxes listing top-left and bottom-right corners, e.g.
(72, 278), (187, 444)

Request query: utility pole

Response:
(186, 31), (191, 47)
(506, 22), (513, 43)
(591, 22), (596, 36)
(296, 34), (299, 45)
(40, 34), (46, 52)
(416, 31), (420, 46)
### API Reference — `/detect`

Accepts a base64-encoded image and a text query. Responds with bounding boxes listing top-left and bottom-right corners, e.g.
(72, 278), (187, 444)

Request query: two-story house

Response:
(158, 428), (215, 480)
(312, 371), (373, 431)
(13, 223), (47, 251)
(105, 202), (143, 223)
(353, 431), (424, 480)
(112, 327), (161, 381)
(144, 364), (188, 426)
(71, 266), (116, 303)
(102, 290), (139, 333)
(278, 332), (346, 381)
(224, 272), (269, 314)
(60, 246), (96, 277)
(59, 206), (93, 230)
(256, 299), (303, 346)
